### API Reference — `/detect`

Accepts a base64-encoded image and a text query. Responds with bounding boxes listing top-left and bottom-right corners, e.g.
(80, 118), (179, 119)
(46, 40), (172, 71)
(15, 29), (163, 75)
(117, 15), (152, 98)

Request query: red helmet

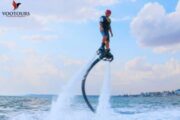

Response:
(105, 9), (111, 15)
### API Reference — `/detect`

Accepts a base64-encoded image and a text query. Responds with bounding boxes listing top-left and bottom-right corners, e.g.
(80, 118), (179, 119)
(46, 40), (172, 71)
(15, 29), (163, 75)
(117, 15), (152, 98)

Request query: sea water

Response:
(0, 95), (180, 120)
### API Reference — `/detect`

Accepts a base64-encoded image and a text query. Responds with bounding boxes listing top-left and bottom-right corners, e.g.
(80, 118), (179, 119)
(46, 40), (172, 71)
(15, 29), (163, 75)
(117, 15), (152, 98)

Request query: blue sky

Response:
(0, 0), (180, 95)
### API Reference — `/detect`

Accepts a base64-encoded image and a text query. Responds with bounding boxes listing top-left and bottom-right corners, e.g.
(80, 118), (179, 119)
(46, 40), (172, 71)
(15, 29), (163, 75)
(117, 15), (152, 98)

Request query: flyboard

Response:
(81, 48), (113, 113)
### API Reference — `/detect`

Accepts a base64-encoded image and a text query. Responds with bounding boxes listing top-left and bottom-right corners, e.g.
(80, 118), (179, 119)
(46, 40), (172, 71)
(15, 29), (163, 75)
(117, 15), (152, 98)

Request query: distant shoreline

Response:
(0, 89), (179, 97)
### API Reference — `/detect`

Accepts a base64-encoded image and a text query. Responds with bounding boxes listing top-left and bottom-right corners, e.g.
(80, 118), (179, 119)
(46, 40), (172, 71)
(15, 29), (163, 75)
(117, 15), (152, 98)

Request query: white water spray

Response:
(47, 55), (97, 120)
(96, 62), (112, 115)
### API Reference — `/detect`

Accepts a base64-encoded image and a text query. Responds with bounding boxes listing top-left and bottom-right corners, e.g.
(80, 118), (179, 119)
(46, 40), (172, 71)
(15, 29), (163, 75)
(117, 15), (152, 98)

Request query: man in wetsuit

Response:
(99, 9), (113, 53)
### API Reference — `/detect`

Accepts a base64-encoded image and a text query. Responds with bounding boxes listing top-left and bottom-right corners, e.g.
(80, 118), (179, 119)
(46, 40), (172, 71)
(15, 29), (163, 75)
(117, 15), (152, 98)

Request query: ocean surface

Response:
(0, 95), (180, 120)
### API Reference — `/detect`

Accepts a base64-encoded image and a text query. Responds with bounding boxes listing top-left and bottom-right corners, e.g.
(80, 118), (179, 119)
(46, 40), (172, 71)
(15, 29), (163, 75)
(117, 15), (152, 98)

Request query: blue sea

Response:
(0, 95), (180, 120)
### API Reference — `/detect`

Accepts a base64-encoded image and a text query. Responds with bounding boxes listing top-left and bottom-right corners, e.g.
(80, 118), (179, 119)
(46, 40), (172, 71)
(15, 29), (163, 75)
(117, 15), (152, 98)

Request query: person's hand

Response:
(100, 27), (104, 32)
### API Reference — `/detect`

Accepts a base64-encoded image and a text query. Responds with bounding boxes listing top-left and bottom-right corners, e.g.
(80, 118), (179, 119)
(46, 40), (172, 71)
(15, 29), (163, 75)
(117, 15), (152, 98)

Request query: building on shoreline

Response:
(118, 89), (180, 97)
(175, 89), (180, 95)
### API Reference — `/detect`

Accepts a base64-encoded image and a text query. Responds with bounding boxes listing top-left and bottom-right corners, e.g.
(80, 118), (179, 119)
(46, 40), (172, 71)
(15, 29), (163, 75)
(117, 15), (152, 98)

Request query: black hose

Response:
(81, 58), (101, 113)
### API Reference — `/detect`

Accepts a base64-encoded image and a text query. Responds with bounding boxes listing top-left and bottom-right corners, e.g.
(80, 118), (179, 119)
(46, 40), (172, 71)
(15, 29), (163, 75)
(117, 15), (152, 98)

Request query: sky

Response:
(0, 0), (180, 95)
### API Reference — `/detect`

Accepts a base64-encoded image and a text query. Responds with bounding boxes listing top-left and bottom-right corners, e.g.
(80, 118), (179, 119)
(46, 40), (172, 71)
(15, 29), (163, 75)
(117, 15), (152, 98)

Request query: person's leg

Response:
(101, 38), (105, 49)
(104, 40), (109, 50)
(100, 31), (110, 51)
(102, 36), (107, 48)
(100, 31), (107, 50)
(105, 32), (110, 49)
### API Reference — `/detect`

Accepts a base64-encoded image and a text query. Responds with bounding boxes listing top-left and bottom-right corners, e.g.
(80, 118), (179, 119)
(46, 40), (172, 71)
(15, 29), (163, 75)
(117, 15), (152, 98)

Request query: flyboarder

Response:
(99, 9), (113, 54)
(97, 9), (114, 61)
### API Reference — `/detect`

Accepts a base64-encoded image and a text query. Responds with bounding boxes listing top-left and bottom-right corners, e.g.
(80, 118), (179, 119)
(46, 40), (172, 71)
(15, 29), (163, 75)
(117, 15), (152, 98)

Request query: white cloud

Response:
(0, 30), (5, 35)
(22, 35), (59, 41)
(131, 1), (180, 53)
(0, 41), (17, 49)
(113, 57), (180, 94)
(0, 27), (8, 35)
(125, 57), (152, 71)
(0, 55), (10, 62)
(153, 44), (180, 54)
(9, 51), (64, 81)
(0, 49), (87, 94)
(59, 56), (84, 66)
(0, 45), (111, 95)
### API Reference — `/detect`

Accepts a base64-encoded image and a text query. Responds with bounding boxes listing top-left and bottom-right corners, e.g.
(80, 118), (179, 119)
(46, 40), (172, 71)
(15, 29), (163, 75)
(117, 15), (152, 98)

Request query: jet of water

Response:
(47, 55), (97, 120)
(96, 62), (112, 116)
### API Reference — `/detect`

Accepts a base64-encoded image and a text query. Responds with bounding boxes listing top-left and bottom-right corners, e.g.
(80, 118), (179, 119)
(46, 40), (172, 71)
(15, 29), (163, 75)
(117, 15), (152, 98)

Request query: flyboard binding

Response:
(97, 47), (113, 62)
